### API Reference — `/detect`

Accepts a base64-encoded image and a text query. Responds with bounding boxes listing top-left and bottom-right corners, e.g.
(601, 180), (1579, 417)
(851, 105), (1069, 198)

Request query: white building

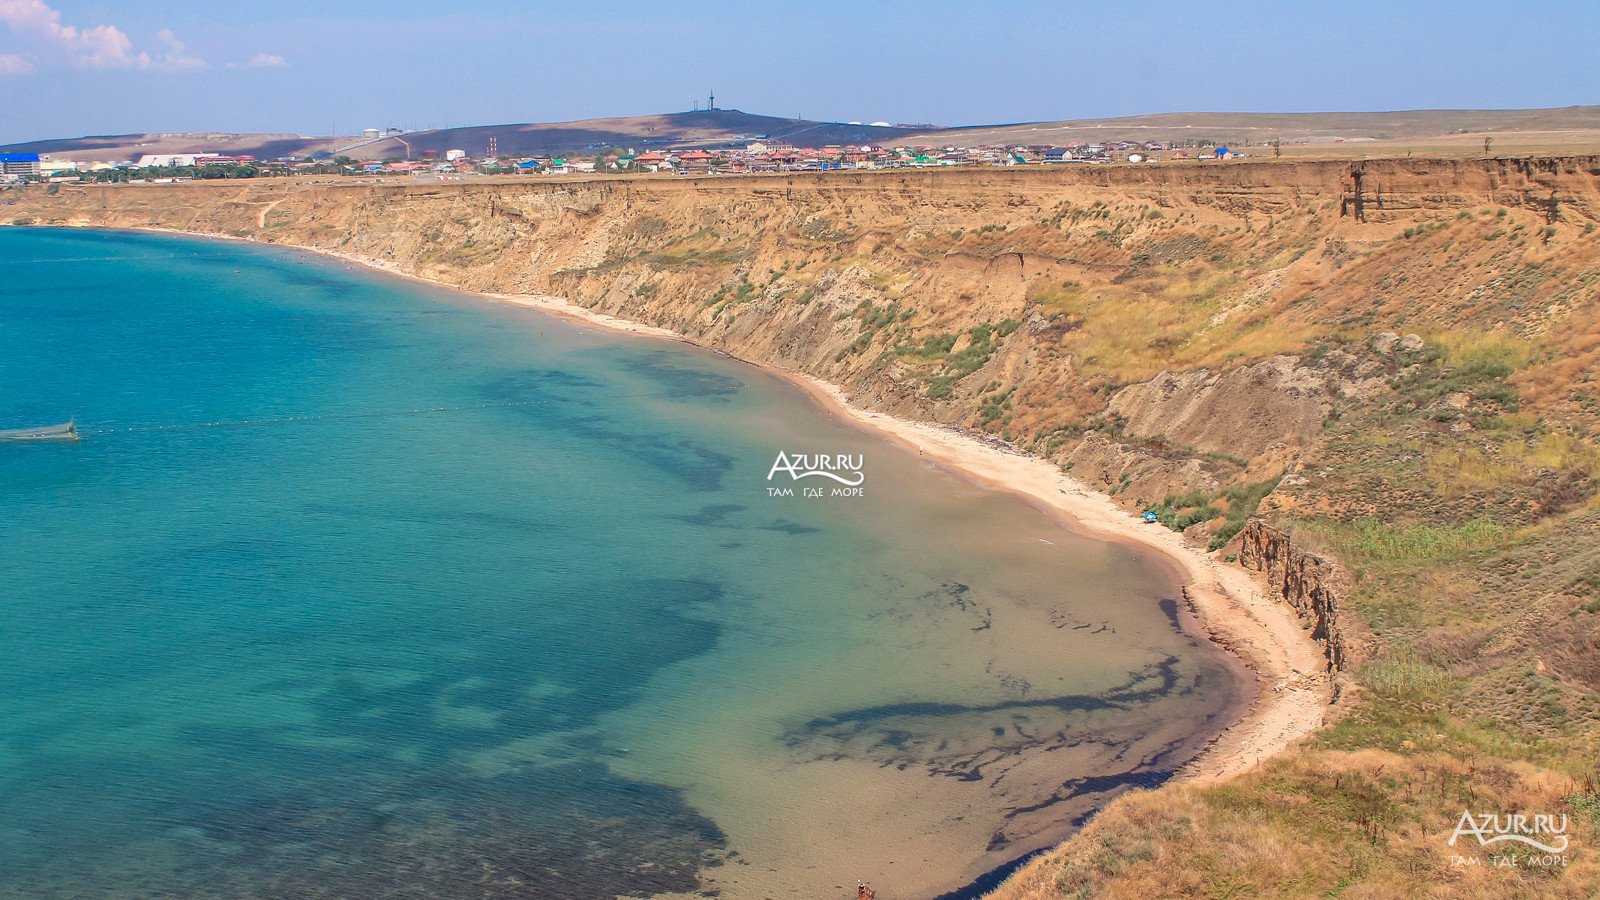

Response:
(445, 149), (466, 161)
(136, 154), (202, 167)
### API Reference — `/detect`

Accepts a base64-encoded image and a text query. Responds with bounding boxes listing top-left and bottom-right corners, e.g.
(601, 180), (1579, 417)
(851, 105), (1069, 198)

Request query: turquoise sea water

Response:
(0, 228), (1242, 899)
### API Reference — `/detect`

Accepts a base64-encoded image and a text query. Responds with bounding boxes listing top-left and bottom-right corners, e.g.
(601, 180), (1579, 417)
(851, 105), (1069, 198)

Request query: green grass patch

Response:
(1207, 477), (1283, 550)
(979, 389), (1014, 425)
(896, 320), (1020, 400)
(1360, 656), (1456, 707)
(1305, 517), (1509, 565)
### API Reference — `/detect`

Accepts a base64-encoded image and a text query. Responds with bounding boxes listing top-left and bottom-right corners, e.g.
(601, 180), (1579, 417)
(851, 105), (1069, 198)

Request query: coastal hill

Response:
(0, 130), (333, 164)
(368, 109), (936, 158)
(8, 156), (1600, 895)
(9, 105), (1600, 162)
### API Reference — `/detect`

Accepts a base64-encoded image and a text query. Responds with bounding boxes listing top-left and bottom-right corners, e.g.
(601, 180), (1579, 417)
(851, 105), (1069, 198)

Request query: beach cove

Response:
(0, 226), (1322, 899)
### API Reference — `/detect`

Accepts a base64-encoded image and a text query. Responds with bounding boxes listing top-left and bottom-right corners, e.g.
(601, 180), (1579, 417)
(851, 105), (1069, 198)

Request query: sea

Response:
(0, 227), (1244, 899)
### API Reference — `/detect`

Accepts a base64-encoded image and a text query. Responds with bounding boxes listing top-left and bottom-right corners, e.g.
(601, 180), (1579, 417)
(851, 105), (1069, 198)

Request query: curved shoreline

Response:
(467, 289), (1333, 785)
(29, 222), (1333, 880)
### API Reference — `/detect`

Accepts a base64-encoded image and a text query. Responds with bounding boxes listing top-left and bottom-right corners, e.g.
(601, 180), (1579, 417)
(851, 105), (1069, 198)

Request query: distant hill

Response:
(7, 106), (1600, 162)
(370, 110), (937, 158)
(891, 106), (1600, 147)
(0, 131), (343, 163)
(0, 110), (937, 162)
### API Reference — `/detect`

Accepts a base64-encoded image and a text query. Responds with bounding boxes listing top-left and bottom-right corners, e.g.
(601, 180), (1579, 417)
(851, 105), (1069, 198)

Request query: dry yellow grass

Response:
(989, 750), (1600, 900)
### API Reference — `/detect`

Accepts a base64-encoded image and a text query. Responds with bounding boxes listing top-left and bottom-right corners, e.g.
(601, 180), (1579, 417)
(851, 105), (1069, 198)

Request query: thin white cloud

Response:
(152, 28), (205, 71)
(0, 0), (206, 73)
(228, 52), (285, 69)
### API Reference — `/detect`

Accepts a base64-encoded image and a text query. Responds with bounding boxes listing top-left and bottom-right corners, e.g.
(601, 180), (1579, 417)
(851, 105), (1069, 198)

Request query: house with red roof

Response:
(633, 151), (671, 172)
(674, 150), (717, 174)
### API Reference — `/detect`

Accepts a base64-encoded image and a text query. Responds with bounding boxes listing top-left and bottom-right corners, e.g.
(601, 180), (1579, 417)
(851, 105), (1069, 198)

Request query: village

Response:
(0, 136), (1250, 184)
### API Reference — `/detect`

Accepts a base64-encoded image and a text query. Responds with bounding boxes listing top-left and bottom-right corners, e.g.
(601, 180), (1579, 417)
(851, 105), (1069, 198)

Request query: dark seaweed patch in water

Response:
(484, 370), (734, 492)
(614, 350), (744, 402)
(669, 503), (747, 526)
(1157, 597), (1182, 631)
(275, 272), (352, 294)
(758, 519), (820, 535)
(160, 761), (725, 900)
(285, 577), (727, 756)
(300, 501), (565, 533)
(931, 751), (1194, 900)
(541, 412), (734, 492)
(1003, 766), (1179, 823)
(784, 659), (1186, 781)
(798, 657), (1182, 736)
(484, 368), (607, 399)
(8, 578), (738, 897)
(931, 848), (1049, 900)
(797, 692), (1115, 735)
(670, 507), (820, 536)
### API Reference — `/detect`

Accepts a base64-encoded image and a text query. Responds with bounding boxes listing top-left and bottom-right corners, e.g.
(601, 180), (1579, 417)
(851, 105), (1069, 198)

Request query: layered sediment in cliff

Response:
(1235, 520), (1361, 673)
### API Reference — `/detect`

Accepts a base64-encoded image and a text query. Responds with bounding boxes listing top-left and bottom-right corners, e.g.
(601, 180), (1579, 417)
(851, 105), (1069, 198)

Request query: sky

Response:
(2, 0), (1597, 143)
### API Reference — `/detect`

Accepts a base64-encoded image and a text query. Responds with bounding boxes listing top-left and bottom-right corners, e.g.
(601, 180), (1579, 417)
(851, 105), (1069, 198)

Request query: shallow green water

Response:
(0, 228), (1242, 899)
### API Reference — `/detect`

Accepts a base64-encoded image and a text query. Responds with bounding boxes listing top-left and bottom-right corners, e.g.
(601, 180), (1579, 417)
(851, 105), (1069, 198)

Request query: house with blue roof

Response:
(0, 153), (41, 179)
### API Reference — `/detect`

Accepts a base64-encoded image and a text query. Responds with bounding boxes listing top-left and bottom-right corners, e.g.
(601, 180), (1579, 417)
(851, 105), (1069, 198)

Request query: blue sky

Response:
(2, 0), (1596, 142)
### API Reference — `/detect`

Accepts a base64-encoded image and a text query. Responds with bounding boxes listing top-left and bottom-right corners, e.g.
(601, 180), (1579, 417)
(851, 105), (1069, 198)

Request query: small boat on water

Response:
(0, 421), (81, 442)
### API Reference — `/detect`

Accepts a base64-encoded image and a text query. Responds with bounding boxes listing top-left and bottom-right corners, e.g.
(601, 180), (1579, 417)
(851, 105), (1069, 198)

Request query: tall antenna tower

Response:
(708, 90), (715, 111)
(487, 136), (497, 159)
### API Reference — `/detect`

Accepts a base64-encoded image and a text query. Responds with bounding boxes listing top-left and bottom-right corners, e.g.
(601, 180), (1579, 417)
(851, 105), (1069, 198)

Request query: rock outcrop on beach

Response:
(8, 155), (1600, 896)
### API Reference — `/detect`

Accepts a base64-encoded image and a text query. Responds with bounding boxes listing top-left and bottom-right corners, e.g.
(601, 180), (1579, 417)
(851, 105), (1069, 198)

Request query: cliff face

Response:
(1235, 521), (1360, 673)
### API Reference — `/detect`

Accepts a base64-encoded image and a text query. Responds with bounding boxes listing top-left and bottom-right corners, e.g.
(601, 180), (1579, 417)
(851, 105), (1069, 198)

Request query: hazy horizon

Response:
(3, 0), (1598, 144)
